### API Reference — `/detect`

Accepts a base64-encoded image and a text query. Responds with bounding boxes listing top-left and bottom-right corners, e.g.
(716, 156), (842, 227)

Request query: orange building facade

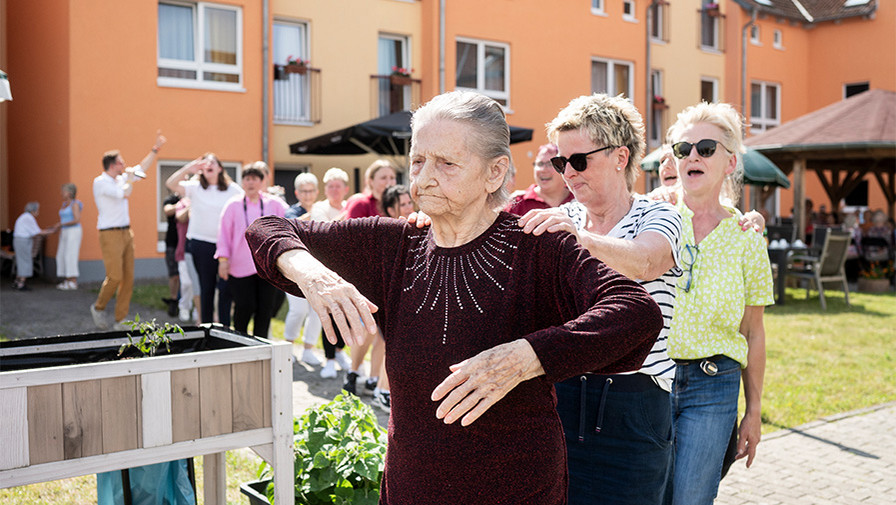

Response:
(2, 0), (893, 281)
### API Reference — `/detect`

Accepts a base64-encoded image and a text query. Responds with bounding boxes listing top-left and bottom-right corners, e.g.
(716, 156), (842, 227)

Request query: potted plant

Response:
(285, 56), (310, 74)
(0, 323), (295, 504)
(389, 66), (413, 86)
(241, 393), (386, 505)
(652, 94), (669, 110)
(857, 260), (894, 293)
(704, 2), (721, 17)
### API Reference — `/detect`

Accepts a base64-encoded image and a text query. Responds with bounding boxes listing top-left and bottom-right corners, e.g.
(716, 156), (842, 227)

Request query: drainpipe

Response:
(740, 8), (757, 124)
(439, 0), (446, 93)
(741, 8), (757, 212)
(262, 0), (270, 164)
(645, 1), (660, 194)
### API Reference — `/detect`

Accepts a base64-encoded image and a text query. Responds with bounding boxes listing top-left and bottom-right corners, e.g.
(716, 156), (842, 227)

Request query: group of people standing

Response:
(247, 90), (773, 505)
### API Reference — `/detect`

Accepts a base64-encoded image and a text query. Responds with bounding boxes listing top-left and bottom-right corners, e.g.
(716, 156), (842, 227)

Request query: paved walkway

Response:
(1, 279), (893, 501)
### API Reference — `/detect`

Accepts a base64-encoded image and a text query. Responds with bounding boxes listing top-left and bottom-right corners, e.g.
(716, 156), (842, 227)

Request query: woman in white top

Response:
(166, 153), (243, 325)
(12, 201), (58, 291)
(308, 167), (350, 221)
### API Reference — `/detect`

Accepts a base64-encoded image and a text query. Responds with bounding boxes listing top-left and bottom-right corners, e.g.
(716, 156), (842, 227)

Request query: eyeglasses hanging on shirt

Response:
(243, 196), (264, 228)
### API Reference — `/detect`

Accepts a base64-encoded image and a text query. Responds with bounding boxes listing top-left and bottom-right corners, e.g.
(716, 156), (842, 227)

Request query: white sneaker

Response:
(320, 361), (338, 379)
(179, 308), (191, 322)
(90, 304), (109, 329)
(112, 320), (130, 331)
(334, 350), (351, 371)
(191, 308), (199, 322)
(301, 348), (322, 366)
(57, 282), (70, 290)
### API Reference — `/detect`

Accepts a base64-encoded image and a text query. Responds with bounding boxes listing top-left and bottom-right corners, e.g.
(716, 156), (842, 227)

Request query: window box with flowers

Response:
(284, 56), (310, 75)
(857, 261), (894, 293)
(652, 95), (669, 110)
(390, 66), (414, 86)
(704, 3), (721, 17)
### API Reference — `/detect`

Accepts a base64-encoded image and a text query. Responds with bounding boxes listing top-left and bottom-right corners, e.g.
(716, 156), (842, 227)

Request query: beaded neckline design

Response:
(403, 215), (520, 343)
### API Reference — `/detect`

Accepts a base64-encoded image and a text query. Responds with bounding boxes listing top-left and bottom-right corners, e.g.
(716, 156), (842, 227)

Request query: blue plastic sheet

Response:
(97, 459), (195, 505)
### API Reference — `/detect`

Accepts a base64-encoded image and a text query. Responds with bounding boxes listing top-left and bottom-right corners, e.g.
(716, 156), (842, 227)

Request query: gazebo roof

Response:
(745, 89), (896, 156)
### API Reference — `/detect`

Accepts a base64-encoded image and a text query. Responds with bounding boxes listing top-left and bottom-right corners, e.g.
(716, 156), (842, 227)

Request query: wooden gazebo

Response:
(745, 89), (896, 240)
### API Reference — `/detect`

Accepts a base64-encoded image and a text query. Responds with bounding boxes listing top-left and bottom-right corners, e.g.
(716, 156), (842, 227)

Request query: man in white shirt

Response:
(90, 132), (166, 330)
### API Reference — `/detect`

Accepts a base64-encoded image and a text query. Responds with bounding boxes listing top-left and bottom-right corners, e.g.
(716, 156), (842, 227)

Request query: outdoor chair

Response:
(767, 223), (796, 244)
(2, 233), (46, 279)
(786, 229), (851, 310)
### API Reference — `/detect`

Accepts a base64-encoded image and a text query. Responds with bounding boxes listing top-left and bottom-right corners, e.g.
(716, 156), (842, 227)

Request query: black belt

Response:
(673, 354), (727, 376)
(100, 226), (130, 231)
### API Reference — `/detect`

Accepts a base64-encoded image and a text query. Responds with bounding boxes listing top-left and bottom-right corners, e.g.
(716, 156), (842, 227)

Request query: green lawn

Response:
(2, 282), (893, 502)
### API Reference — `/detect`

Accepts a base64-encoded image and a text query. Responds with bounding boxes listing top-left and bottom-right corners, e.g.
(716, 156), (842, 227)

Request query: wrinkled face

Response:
(409, 119), (500, 218)
(533, 149), (565, 194)
(370, 167), (397, 198)
(555, 129), (625, 209)
(297, 183), (319, 209)
(241, 174), (264, 195)
(324, 179), (348, 204)
(658, 148), (678, 187)
(673, 122), (735, 198)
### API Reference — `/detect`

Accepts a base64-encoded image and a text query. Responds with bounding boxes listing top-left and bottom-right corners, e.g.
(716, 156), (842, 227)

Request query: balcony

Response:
(370, 74), (421, 118)
(273, 64), (321, 124)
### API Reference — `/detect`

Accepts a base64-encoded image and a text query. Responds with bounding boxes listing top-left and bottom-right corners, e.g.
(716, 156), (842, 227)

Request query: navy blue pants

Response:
(228, 274), (276, 338)
(187, 239), (231, 326)
(556, 374), (672, 505)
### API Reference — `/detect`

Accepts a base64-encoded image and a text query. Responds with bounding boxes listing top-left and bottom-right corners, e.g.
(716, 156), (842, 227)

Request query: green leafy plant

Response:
(258, 393), (387, 505)
(859, 260), (894, 280)
(117, 314), (184, 357)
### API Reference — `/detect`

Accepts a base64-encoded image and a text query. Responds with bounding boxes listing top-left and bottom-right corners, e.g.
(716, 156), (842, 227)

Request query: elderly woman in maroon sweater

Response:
(247, 91), (662, 505)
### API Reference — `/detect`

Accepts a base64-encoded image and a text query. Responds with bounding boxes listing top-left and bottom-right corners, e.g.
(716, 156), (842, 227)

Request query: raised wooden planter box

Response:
(0, 325), (294, 505)
(857, 277), (891, 293)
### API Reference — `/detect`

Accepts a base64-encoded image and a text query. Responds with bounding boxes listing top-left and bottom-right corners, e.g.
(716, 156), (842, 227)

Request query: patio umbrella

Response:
(289, 110), (534, 156)
(640, 146), (791, 189)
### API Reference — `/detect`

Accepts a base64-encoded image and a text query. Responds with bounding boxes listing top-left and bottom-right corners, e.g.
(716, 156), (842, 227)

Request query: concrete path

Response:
(1, 279), (892, 501)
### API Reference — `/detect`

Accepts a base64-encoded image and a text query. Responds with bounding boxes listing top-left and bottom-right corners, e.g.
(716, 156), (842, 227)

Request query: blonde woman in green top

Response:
(664, 102), (774, 505)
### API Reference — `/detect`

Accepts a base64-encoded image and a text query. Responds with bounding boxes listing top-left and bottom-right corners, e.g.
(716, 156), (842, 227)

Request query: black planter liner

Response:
(240, 479), (273, 505)
(0, 324), (267, 372)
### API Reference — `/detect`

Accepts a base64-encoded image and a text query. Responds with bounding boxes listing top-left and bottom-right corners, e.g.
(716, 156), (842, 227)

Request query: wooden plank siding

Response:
(199, 364), (233, 438)
(27, 384), (64, 465)
(0, 387), (29, 470)
(62, 380), (102, 459)
(232, 361), (265, 432)
(100, 376), (138, 453)
(171, 368), (201, 443)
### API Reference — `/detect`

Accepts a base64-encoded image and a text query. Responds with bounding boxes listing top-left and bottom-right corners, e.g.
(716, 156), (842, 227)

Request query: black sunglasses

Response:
(671, 139), (731, 159)
(550, 145), (615, 174)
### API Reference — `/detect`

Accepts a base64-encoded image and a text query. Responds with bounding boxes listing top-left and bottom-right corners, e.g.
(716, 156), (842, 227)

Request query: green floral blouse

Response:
(668, 203), (774, 367)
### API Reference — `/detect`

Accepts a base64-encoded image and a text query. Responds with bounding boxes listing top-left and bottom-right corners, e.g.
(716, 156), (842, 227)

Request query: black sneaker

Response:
(363, 377), (378, 397)
(343, 371), (359, 396)
(373, 389), (391, 413)
(162, 297), (178, 317)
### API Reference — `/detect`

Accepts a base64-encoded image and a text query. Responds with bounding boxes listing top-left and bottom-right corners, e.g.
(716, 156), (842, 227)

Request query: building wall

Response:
(6, 0), (263, 280)
(270, 0), (423, 190)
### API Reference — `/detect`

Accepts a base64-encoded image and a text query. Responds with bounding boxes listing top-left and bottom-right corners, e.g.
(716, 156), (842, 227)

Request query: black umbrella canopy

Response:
(290, 110), (534, 156)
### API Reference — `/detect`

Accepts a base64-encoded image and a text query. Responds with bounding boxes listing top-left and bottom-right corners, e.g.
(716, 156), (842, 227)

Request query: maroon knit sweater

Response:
(247, 212), (662, 505)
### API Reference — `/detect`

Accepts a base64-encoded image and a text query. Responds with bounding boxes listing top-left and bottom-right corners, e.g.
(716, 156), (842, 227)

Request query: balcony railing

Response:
(273, 64), (321, 124)
(370, 74), (422, 118)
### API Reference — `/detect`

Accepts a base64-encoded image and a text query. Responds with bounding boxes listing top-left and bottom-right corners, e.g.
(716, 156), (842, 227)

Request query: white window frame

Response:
(649, 2), (667, 42)
(750, 80), (781, 134)
(700, 77), (718, 103)
(750, 24), (761, 45)
(623, 0), (637, 21)
(273, 19), (312, 125)
(591, 57), (635, 100)
(155, 159), (241, 249)
(700, 2), (721, 52)
(773, 29), (783, 49)
(157, 1), (244, 92)
(455, 37), (510, 107)
(378, 33), (412, 116)
(591, 0), (606, 15)
(649, 69), (663, 146)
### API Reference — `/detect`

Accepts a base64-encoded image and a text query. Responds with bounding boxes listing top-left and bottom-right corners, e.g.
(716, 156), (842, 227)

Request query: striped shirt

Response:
(562, 195), (682, 391)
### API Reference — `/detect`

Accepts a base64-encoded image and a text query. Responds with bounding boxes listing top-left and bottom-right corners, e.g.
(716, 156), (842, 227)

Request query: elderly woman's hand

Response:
(277, 249), (378, 347)
(431, 339), (545, 426)
(518, 208), (578, 239)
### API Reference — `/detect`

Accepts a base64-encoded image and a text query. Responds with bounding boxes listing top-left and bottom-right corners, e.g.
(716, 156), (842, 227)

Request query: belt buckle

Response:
(700, 359), (718, 376)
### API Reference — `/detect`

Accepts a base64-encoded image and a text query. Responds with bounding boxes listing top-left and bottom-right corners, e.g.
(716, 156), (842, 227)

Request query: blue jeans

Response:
(667, 356), (741, 505)
(556, 374), (672, 505)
